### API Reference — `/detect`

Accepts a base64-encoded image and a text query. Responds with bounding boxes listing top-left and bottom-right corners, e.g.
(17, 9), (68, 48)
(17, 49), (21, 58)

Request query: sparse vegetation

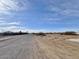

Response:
(33, 32), (46, 36)
(61, 31), (77, 35)
(0, 31), (29, 36)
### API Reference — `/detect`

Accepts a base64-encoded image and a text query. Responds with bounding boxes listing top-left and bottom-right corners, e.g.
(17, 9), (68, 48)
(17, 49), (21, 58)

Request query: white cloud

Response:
(48, 18), (61, 21)
(0, 20), (5, 23)
(60, 9), (79, 16)
(60, 27), (79, 32)
(0, 0), (30, 15)
(0, 20), (49, 32)
(48, 5), (61, 12)
(43, 17), (62, 24)
(8, 22), (21, 25)
(48, 0), (79, 16)
(0, 25), (50, 32)
(0, 0), (27, 11)
(0, 20), (20, 26)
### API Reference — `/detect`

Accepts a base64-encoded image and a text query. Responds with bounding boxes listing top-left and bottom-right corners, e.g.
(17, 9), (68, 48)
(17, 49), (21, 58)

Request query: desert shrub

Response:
(35, 32), (46, 36)
(62, 31), (77, 35)
(2, 31), (29, 36)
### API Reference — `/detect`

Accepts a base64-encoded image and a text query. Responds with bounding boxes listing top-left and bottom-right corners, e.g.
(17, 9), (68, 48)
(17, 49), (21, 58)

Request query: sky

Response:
(0, 0), (79, 32)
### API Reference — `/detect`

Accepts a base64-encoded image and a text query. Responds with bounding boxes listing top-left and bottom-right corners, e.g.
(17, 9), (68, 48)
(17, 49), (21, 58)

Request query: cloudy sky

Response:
(0, 0), (79, 32)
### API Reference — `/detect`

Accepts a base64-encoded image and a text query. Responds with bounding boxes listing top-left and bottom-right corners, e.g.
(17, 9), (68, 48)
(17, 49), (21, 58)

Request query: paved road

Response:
(0, 35), (37, 59)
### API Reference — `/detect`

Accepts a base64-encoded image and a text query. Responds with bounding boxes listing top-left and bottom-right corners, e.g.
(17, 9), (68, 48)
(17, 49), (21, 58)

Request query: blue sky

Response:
(0, 0), (79, 32)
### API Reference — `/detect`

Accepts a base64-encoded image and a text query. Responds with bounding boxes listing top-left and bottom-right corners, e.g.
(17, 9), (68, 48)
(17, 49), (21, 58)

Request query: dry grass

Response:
(34, 34), (79, 59)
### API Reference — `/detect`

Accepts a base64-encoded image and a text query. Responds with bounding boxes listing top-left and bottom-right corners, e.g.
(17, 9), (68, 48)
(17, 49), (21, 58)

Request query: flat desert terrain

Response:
(0, 34), (79, 59)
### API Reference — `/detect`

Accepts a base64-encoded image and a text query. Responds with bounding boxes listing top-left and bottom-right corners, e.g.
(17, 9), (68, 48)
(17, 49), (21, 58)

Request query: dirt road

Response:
(0, 34), (79, 59)
(0, 35), (48, 59)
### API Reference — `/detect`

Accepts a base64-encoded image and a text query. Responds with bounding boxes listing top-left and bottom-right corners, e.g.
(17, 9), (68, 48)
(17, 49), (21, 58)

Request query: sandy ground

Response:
(67, 39), (79, 42)
(34, 34), (79, 59)
(0, 34), (79, 59)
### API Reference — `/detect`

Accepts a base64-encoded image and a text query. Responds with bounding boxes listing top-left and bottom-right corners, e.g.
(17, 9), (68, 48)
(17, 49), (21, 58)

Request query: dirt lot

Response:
(34, 34), (79, 59)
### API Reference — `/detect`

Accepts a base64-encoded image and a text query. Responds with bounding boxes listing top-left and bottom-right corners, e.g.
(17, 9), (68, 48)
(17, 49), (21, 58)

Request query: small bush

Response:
(62, 31), (77, 35)
(35, 32), (46, 36)
(1, 31), (29, 36)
